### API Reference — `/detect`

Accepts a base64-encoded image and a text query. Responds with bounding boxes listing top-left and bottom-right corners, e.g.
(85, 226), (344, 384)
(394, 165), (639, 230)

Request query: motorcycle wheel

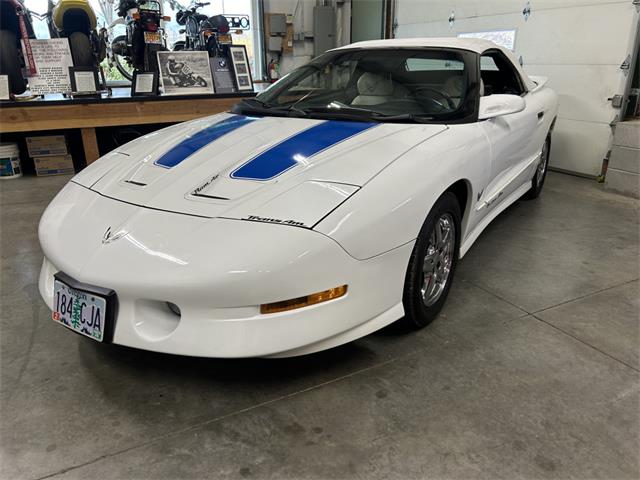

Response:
(0, 30), (27, 94)
(111, 35), (134, 81)
(196, 76), (207, 87)
(144, 43), (161, 75)
(69, 31), (94, 67)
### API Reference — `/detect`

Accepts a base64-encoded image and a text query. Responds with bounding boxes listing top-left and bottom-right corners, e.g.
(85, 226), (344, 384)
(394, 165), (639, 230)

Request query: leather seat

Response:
(352, 72), (396, 106)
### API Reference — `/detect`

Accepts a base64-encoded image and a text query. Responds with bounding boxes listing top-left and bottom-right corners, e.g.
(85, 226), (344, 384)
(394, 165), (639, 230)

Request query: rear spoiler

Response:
(529, 75), (548, 93)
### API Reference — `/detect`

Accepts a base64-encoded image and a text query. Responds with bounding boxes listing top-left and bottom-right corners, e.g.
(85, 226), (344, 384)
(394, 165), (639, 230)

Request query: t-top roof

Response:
(332, 37), (503, 54)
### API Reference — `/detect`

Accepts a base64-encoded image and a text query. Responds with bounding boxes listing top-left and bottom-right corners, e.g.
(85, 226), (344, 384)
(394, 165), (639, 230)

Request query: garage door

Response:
(394, 0), (640, 176)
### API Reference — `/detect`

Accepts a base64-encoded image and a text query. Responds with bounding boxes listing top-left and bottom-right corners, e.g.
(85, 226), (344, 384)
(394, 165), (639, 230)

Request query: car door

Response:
(478, 50), (542, 210)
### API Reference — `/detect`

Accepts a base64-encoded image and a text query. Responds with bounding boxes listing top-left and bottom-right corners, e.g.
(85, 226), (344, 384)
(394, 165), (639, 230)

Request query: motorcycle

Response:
(44, 0), (106, 68)
(172, 2), (231, 57)
(110, 0), (168, 80)
(0, 0), (36, 94)
(164, 57), (206, 87)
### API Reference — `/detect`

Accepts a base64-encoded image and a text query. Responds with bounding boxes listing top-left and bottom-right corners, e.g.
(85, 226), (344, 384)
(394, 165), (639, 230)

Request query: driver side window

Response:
(480, 51), (525, 96)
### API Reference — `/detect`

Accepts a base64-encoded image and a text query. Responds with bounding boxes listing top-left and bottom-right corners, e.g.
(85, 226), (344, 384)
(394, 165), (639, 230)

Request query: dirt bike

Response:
(167, 63), (206, 87)
(110, 0), (168, 80)
(0, 0), (36, 94)
(43, 0), (106, 68)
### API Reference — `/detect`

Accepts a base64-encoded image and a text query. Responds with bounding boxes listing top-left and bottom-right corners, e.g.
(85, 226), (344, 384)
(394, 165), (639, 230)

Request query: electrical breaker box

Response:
(269, 13), (287, 34)
(313, 5), (336, 56)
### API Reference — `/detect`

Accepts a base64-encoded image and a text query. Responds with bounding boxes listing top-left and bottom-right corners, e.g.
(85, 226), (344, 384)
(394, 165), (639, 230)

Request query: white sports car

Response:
(38, 38), (558, 357)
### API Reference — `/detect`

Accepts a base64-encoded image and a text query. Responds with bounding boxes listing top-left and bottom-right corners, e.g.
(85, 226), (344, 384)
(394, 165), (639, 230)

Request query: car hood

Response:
(73, 113), (447, 227)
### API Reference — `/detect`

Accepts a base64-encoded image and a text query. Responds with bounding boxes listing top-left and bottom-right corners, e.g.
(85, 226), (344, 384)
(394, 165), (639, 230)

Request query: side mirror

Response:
(478, 94), (526, 120)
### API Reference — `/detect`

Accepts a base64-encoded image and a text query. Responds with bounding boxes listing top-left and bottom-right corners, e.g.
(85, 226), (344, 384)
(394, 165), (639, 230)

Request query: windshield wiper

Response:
(370, 113), (435, 123)
(303, 106), (435, 124)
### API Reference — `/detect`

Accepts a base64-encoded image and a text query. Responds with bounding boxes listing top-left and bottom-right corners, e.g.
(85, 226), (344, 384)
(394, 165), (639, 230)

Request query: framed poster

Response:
(0, 75), (9, 100)
(157, 51), (214, 96)
(229, 45), (253, 92)
(131, 71), (158, 96)
(69, 66), (99, 96)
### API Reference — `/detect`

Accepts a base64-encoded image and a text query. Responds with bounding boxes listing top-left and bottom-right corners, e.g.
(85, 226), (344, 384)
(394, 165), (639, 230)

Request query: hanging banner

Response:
(23, 39), (74, 95)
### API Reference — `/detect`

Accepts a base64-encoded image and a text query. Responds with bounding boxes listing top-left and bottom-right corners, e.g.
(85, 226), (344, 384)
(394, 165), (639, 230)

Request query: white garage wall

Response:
(395, 0), (640, 176)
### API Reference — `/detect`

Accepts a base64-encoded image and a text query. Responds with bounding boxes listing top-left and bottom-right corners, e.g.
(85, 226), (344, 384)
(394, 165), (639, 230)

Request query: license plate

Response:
(53, 279), (107, 342)
(217, 33), (231, 44)
(144, 31), (162, 44)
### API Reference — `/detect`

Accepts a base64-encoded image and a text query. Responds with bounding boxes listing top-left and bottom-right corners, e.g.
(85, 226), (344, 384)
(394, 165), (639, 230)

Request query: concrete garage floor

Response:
(0, 171), (638, 480)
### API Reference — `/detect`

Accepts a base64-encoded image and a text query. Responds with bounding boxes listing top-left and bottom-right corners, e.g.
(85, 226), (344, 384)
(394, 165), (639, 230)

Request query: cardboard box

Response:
(34, 155), (74, 176)
(26, 135), (68, 157)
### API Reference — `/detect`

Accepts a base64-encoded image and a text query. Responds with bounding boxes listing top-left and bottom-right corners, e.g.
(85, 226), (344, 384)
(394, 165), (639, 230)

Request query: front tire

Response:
(69, 31), (94, 67)
(400, 192), (461, 329)
(522, 135), (551, 200)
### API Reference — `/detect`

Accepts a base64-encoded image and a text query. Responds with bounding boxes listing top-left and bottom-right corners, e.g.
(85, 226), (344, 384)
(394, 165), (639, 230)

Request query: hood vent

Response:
(124, 180), (147, 187)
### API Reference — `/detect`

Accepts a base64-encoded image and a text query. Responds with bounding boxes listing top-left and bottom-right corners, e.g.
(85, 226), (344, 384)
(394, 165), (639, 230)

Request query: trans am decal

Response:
(155, 115), (257, 169)
(231, 121), (377, 181)
(243, 215), (307, 228)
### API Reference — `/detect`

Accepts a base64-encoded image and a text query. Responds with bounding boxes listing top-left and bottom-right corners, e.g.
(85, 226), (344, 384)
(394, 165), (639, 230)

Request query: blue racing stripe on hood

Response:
(155, 115), (257, 168)
(230, 120), (377, 181)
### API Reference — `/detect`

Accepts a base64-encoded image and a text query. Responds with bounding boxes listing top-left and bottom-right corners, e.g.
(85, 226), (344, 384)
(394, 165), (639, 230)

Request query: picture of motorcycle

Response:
(0, 0), (36, 94)
(164, 54), (206, 87)
(109, 0), (168, 80)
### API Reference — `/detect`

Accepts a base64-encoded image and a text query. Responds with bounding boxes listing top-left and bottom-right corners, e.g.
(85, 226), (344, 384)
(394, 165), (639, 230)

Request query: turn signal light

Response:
(260, 285), (348, 314)
(163, 15), (171, 21)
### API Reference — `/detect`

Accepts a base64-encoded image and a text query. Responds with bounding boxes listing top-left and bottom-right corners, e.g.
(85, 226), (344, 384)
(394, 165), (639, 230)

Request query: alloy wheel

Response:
(421, 213), (455, 307)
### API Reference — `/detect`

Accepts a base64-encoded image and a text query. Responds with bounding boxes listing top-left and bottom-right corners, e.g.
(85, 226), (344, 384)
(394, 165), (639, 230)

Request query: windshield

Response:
(241, 48), (476, 123)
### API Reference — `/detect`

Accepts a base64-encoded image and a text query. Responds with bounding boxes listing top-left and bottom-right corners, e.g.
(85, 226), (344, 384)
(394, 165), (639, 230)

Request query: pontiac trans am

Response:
(38, 38), (558, 357)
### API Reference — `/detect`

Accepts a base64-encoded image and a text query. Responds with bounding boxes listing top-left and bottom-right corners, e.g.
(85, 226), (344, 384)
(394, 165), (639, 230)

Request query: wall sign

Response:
(23, 39), (73, 95)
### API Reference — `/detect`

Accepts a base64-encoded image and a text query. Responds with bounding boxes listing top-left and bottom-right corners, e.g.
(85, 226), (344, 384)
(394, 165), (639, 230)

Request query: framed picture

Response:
(229, 45), (253, 92)
(157, 50), (214, 96)
(68, 66), (99, 96)
(131, 71), (158, 96)
(0, 75), (9, 100)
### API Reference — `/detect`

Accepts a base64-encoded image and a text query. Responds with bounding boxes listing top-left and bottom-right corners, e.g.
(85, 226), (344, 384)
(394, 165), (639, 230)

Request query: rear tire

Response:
(400, 192), (461, 330)
(69, 31), (94, 67)
(522, 135), (551, 200)
(0, 29), (26, 94)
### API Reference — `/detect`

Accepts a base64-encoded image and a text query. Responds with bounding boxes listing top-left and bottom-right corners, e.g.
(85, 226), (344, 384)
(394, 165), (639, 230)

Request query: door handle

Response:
(537, 111), (544, 120)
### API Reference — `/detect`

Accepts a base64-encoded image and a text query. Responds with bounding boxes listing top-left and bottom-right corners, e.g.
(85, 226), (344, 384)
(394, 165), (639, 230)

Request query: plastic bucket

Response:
(0, 143), (22, 179)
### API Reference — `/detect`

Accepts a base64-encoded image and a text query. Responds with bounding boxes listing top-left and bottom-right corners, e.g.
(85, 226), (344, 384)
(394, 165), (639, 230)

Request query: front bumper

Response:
(38, 182), (411, 357)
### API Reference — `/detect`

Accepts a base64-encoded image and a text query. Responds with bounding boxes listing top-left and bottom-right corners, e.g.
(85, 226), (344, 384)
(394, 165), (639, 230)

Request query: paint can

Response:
(0, 143), (22, 179)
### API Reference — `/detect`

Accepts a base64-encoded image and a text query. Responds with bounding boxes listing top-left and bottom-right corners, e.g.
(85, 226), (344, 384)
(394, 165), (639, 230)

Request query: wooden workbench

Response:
(0, 91), (254, 164)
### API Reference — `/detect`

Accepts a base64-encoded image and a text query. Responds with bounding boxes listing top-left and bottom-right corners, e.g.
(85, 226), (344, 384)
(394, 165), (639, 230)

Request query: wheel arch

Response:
(443, 178), (472, 239)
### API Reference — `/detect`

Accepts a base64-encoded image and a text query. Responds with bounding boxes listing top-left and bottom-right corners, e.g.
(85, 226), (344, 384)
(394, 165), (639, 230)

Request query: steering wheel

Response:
(411, 86), (456, 110)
